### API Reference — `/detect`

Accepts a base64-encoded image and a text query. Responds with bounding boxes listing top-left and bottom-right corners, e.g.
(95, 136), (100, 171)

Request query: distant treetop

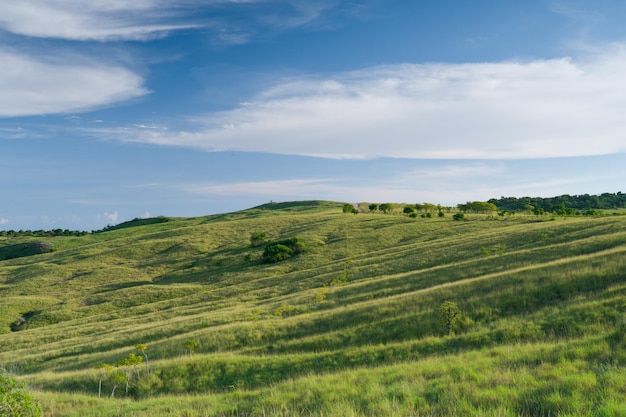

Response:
(488, 192), (625, 212)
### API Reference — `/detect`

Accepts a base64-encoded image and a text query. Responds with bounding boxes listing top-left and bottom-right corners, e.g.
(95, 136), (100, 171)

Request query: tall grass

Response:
(1, 202), (626, 415)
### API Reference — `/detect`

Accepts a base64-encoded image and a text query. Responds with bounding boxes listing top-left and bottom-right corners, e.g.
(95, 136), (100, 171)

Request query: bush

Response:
(453, 213), (465, 221)
(0, 372), (41, 417)
(261, 237), (306, 263)
(262, 244), (294, 263)
(342, 204), (359, 214)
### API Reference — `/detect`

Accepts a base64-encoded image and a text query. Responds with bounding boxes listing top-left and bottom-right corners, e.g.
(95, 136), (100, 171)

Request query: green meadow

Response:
(1, 200), (626, 416)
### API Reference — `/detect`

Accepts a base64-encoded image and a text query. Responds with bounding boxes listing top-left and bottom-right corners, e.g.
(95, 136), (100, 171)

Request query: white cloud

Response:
(0, 0), (197, 41)
(92, 46), (626, 160)
(400, 163), (505, 181)
(0, 49), (147, 117)
(133, 124), (168, 130)
(0, 0), (343, 42)
(103, 211), (119, 225)
(0, 218), (9, 225)
(184, 179), (334, 197)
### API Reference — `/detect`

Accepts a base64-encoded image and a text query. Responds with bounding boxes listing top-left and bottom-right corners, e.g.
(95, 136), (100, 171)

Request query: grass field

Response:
(1, 200), (626, 416)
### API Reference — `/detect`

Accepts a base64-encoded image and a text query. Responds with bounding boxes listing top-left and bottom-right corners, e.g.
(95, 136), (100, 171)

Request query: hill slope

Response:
(1, 201), (626, 416)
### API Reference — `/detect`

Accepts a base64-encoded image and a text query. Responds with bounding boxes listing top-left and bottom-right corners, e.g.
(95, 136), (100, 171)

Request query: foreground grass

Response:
(34, 337), (626, 417)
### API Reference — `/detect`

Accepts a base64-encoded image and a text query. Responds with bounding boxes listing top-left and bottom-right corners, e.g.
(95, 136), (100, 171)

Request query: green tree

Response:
(403, 206), (416, 216)
(552, 203), (566, 215)
(94, 364), (111, 398)
(135, 344), (150, 374)
(439, 301), (461, 336)
(109, 371), (125, 398)
(116, 353), (143, 396)
(0, 372), (41, 417)
(184, 339), (198, 357)
(368, 203), (379, 213)
(459, 201), (497, 214)
(422, 203), (438, 213)
(379, 203), (395, 214)
(524, 203), (535, 214)
(342, 203), (359, 214)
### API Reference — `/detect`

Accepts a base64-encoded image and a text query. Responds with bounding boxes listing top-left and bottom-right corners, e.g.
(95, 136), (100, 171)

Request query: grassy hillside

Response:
(1, 200), (626, 416)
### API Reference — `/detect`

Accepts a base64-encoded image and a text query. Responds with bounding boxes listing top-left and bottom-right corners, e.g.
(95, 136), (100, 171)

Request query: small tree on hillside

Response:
(109, 370), (125, 398)
(94, 364), (111, 398)
(342, 203), (359, 214)
(135, 343), (149, 374)
(368, 203), (379, 213)
(116, 354), (143, 396)
(439, 301), (461, 336)
(184, 339), (198, 357)
(379, 203), (395, 214)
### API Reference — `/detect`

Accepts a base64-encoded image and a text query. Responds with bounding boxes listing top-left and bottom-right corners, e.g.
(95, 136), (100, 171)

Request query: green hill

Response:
(1, 201), (626, 416)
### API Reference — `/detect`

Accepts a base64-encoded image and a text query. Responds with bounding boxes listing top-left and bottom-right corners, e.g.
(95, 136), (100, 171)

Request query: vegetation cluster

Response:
(0, 241), (55, 261)
(489, 192), (626, 212)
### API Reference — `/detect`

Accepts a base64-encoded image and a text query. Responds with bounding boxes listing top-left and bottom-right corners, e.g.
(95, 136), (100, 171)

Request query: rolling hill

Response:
(1, 200), (626, 416)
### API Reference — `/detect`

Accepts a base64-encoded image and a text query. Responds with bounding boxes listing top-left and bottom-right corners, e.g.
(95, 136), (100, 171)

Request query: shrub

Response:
(261, 237), (306, 263)
(342, 204), (359, 214)
(262, 244), (294, 263)
(439, 301), (461, 336)
(453, 213), (465, 221)
(0, 372), (41, 417)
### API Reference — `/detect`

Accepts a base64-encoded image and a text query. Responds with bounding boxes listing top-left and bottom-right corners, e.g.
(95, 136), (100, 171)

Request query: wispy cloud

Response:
(400, 163), (504, 181)
(184, 178), (335, 197)
(89, 46), (626, 159)
(0, 0), (197, 41)
(0, 49), (147, 117)
(102, 211), (120, 225)
(0, 0), (347, 42)
(549, 2), (605, 25)
(0, 218), (9, 225)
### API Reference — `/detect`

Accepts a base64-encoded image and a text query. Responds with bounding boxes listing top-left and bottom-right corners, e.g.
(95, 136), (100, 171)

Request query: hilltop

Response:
(1, 200), (626, 416)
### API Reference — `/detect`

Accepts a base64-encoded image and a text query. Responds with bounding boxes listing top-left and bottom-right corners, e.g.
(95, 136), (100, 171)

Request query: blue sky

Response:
(2, 0), (626, 230)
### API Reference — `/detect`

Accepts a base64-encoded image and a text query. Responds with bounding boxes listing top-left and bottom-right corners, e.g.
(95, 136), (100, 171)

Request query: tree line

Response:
(0, 229), (87, 238)
(489, 192), (626, 212)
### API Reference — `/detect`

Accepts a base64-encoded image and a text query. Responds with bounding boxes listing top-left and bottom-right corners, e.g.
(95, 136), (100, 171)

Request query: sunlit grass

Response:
(2, 202), (626, 415)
